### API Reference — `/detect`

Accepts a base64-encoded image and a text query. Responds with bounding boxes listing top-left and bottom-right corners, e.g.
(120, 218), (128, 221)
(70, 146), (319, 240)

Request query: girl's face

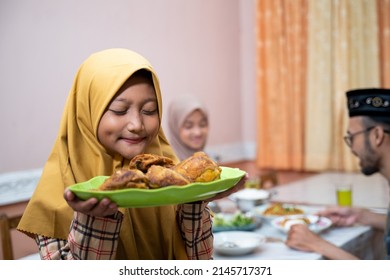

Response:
(179, 109), (209, 151)
(97, 74), (160, 159)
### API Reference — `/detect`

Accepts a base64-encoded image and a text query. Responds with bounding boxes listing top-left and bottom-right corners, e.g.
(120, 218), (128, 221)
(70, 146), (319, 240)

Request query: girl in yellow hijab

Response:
(17, 49), (219, 259)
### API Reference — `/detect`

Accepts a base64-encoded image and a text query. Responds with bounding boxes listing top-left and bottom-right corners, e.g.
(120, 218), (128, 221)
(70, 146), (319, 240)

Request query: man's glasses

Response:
(343, 126), (390, 147)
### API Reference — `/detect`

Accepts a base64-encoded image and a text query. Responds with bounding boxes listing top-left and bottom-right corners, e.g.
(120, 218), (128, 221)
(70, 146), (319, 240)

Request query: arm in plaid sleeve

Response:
(177, 202), (214, 260)
(35, 211), (123, 260)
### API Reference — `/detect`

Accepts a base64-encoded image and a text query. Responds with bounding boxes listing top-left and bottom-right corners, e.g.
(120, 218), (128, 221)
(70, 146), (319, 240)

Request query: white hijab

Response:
(167, 94), (209, 160)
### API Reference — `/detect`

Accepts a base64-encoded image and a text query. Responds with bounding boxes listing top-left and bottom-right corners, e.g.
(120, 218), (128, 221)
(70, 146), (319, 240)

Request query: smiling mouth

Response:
(122, 137), (145, 144)
(191, 137), (205, 144)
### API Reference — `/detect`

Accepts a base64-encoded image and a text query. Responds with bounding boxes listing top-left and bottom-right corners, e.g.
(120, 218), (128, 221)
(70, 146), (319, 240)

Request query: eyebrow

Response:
(112, 98), (127, 103)
(111, 97), (157, 103)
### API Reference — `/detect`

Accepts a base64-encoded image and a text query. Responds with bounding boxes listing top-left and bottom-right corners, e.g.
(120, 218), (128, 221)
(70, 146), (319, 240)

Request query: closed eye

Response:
(142, 109), (158, 116)
(108, 109), (127, 115)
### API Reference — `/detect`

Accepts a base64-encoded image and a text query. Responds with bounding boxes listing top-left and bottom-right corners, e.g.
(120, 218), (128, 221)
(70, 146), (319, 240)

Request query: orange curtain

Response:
(304, 0), (380, 172)
(378, 0), (390, 87)
(256, 0), (387, 172)
(255, 0), (308, 170)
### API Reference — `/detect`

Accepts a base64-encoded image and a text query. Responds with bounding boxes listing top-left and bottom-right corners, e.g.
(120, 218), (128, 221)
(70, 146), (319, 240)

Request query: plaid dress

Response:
(34, 203), (213, 260)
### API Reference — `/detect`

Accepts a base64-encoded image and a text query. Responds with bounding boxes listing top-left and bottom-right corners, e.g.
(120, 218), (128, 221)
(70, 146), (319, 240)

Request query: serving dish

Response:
(213, 231), (265, 256)
(69, 166), (245, 208)
(253, 203), (309, 222)
(229, 189), (270, 212)
(212, 212), (262, 232)
(271, 214), (332, 234)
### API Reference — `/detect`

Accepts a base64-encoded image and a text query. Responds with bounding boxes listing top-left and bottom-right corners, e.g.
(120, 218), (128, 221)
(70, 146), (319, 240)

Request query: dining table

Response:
(269, 171), (389, 210)
(1, 169), (388, 260)
(213, 171), (389, 260)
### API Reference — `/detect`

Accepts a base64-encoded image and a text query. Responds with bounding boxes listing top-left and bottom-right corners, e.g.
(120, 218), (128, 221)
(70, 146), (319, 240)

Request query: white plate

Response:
(271, 214), (332, 234)
(253, 203), (309, 222)
(214, 231), (266, 256)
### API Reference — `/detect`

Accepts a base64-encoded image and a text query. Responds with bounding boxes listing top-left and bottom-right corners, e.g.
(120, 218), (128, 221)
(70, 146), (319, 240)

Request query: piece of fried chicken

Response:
(173, 151), (222, 183)
(129, 153), (175, 173)
(146, 165), (191, 188)
(99, 168), (149, 190)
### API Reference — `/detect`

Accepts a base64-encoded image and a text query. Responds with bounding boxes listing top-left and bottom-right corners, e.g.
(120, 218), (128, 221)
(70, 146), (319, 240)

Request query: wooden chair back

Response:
(0, 213), (22, 260)
(259, 171), (279, 189)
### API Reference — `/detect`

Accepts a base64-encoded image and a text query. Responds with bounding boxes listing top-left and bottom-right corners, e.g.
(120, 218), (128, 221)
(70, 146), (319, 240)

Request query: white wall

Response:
(0, 0), (256, 172)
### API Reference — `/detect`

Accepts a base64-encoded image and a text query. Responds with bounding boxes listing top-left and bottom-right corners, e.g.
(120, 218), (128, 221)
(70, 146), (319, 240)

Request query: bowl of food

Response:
(230, 189), (271, 212)
(212, 211), (262, 232)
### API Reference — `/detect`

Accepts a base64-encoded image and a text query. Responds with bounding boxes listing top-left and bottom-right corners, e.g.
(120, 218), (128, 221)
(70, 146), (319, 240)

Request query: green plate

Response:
(69, 166), (246, 208)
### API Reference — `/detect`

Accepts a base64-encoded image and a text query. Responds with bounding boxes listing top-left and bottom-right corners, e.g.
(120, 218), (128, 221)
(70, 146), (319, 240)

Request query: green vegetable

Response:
(213, 212), (253, 228)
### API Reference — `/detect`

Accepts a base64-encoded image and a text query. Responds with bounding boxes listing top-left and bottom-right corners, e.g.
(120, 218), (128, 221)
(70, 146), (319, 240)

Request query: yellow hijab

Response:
(17, 48), (188, 259)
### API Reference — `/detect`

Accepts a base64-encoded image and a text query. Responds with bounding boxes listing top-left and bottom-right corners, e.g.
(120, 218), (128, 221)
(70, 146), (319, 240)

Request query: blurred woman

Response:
(167, 94), (211, 161)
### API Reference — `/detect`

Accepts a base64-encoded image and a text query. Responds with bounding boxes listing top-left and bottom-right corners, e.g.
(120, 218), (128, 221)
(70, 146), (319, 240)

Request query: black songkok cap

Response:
(346, 88), (390, 117)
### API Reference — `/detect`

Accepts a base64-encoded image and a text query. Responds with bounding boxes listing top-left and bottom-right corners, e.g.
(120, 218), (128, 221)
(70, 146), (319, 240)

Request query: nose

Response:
(126, 111), (143, 132)
(192, 126), (203, 136)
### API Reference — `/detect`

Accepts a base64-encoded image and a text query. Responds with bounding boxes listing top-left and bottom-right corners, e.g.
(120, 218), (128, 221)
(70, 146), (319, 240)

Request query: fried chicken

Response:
(173, 151), (222, 183)
(129, 153), (175, 173)
(146, 165), (191, 188)
(99, 168), (149, 190)
(99, 152), (221, 191)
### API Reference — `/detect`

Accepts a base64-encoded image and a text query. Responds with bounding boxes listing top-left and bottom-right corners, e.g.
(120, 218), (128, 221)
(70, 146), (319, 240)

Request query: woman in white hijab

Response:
(167, 94), (210, 161)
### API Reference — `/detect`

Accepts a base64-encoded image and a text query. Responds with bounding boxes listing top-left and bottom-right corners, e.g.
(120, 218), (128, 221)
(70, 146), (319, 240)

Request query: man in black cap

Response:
(286, 88), (390, 259)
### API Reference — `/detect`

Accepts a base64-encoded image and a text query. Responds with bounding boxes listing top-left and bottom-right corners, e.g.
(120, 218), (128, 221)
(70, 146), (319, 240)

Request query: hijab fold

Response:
(17, 48), (187, 259)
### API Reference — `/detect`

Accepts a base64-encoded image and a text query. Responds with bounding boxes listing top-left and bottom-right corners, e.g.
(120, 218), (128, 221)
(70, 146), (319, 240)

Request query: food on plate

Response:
(146, 165), (190, 188)
(272, 215), (330, 233)
(280, 216), (311, 227)
(173, 151), (222, 183)
(129, 153), (175, 173)
(99, 168), (149, 190)
(99, 152), (222, 190)
(213, 212), (254, 228)
(262, 203), (304, 216)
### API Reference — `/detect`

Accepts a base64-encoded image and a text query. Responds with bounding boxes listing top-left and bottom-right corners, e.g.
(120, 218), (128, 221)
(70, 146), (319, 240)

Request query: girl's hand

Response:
(64, 188), (119, 217)
(204, 173), (248, 202)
